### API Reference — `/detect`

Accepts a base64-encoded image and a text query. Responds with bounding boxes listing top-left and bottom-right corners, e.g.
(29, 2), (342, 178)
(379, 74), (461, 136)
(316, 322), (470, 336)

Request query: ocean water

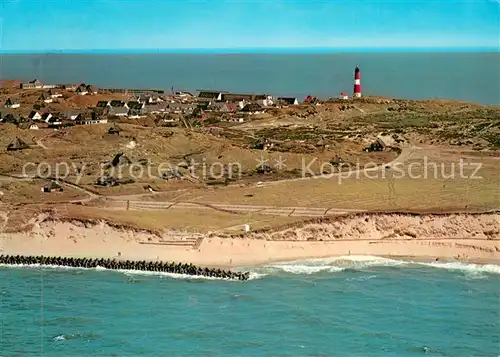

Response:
(1, 256), (499, 357)
(0, 52), (499, 105)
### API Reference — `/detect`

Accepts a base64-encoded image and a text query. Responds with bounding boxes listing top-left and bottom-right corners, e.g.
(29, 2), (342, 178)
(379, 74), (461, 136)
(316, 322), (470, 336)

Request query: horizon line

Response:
(0, 46), (498, 54)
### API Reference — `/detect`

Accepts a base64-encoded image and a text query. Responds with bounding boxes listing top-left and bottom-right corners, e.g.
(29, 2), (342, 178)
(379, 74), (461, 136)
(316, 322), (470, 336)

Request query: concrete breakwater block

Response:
(0, 255), (250, 281)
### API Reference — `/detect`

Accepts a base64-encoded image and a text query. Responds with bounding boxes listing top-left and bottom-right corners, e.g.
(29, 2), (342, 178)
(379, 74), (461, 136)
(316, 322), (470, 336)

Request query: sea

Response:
(1, 256), (499, 357)
(0, 52), (499, 105)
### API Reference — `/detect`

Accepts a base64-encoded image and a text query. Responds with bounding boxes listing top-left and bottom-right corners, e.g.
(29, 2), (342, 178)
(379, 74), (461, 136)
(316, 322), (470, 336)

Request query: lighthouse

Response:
(353, 66), (361, 98)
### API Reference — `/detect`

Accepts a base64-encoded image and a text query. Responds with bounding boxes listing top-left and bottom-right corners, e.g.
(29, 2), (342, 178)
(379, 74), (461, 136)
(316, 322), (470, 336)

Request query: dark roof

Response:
(28, 111), (40, 119)
(198, 91), (222, 99)
(220, 93), (268, 102)
(41, 112), (52, 120)
(96, 101), (109, 107)
(127, 101), (143, 110)
(111, 152), (132, 167)
(44, 180), (62, 190)
(241, 103), (263, 112)
(5, 98), (19, 105)
(278, 97), (298, 105)
(108, 107), (129, 115)
(7, 137), (30, 150)
(110, 100), (126, 107)
(108, 123), (122, 133)
(2, 113), (19, 124)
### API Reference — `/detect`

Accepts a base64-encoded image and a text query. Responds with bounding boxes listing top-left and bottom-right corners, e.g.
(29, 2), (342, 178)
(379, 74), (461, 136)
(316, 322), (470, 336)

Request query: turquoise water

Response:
(1, 53), (499, 104)
(1, 257), (499, 357)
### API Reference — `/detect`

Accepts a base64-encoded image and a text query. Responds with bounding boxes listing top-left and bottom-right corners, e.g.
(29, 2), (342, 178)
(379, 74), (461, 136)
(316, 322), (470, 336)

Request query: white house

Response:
(29, 124), (40, 130)
(340, 92), (349, 100)
(47, 117), (62, 126)
(20, 79), (43, 89)
(255, 95), (274, 107)
(75, 113), (108, 125)
(28, 111), (42, 120)
(4, 98), (20, 109)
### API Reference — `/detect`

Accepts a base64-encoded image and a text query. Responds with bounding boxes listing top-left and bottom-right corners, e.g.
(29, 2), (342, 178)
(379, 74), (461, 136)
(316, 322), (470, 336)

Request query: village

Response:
(0, 66), (496, 201)
(0, 77), (342, 131)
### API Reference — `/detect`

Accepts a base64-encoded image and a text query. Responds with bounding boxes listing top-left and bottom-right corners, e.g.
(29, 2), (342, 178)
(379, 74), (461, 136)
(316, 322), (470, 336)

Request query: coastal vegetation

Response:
(0, 79), (499, 236)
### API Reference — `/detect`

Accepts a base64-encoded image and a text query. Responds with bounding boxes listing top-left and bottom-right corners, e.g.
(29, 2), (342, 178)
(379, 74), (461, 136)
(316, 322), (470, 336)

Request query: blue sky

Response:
(0, 0), (498, 52)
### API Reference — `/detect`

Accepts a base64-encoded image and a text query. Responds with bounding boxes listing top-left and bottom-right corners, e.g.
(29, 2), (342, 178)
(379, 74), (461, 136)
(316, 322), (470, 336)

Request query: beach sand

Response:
(1, 213), (499, 267)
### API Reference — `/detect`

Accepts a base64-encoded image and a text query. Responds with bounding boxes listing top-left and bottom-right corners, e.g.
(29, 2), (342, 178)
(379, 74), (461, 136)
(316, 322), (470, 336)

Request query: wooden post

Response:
(126, 200), (130, 211)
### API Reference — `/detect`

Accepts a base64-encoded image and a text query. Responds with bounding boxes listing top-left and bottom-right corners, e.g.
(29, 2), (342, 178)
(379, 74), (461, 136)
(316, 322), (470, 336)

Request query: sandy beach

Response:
(1, 213), (499, 267)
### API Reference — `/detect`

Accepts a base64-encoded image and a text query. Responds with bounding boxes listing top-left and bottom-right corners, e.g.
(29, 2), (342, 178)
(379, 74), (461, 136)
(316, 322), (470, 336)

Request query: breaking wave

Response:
(247, 255), (500, 277)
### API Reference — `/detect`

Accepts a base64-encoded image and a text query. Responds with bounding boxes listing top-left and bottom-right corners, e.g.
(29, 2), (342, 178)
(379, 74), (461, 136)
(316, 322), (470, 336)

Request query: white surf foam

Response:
(417, 261), (500, 275)
(258, 255), (405, 275)
(252, 256), (500, 277)
(265, 264), (344, 275)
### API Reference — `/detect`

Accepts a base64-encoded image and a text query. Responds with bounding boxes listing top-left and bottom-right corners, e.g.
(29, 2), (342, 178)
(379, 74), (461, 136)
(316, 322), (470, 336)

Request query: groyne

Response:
(0, 255), (250, 281)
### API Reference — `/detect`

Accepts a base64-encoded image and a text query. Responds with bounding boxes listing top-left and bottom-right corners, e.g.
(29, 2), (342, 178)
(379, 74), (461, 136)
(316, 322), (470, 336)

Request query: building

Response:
(241, 103), (264, 114)
(75, 112), (108, 125)
(127, 108), (146, 118)
(96, 101), (110, 108)
(20, 79), (43, 89)
(127, 101), (144, 110)
(255, 95), (274, 107)
(340, 92), (349, 100)
(108, 107), (129, 117)
(27, 120), (48, 130)
(64, 110), (81, 121)
(46, 114), (62, 125)
(28, 111), (43, 121)
(109, 100), (128, 109)
(39, 92), (53, 104)
(108, 123), (122, 135)
(41, 113), (53, 122)
(143, 102), (169, 114)
(208, 102), (237, 112)
(354, 66), (362, 98)
(304, 95), (318, 104)
(86, 85), (97, 95)
(137, 94), (163, 104)
(198, 90), (228, 101)
(1, 113), (20, 125)
(48, 89), (63, 98)
(42, 181), (63, 193)
(4, 98), (20, 109)
(7, 137), (30, 151)
(75, 84), (88, 95)
(168, 102), (196, 114)
(277, 97), (299, 106)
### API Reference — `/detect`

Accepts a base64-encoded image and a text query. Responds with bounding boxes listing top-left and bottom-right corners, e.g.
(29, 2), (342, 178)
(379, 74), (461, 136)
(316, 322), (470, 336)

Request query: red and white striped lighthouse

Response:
(353, 66), (361, 98)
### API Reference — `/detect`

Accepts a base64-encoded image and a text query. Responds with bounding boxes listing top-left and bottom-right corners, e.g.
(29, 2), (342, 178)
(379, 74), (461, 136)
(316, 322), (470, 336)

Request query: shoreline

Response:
(1, 213), (499, 269)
